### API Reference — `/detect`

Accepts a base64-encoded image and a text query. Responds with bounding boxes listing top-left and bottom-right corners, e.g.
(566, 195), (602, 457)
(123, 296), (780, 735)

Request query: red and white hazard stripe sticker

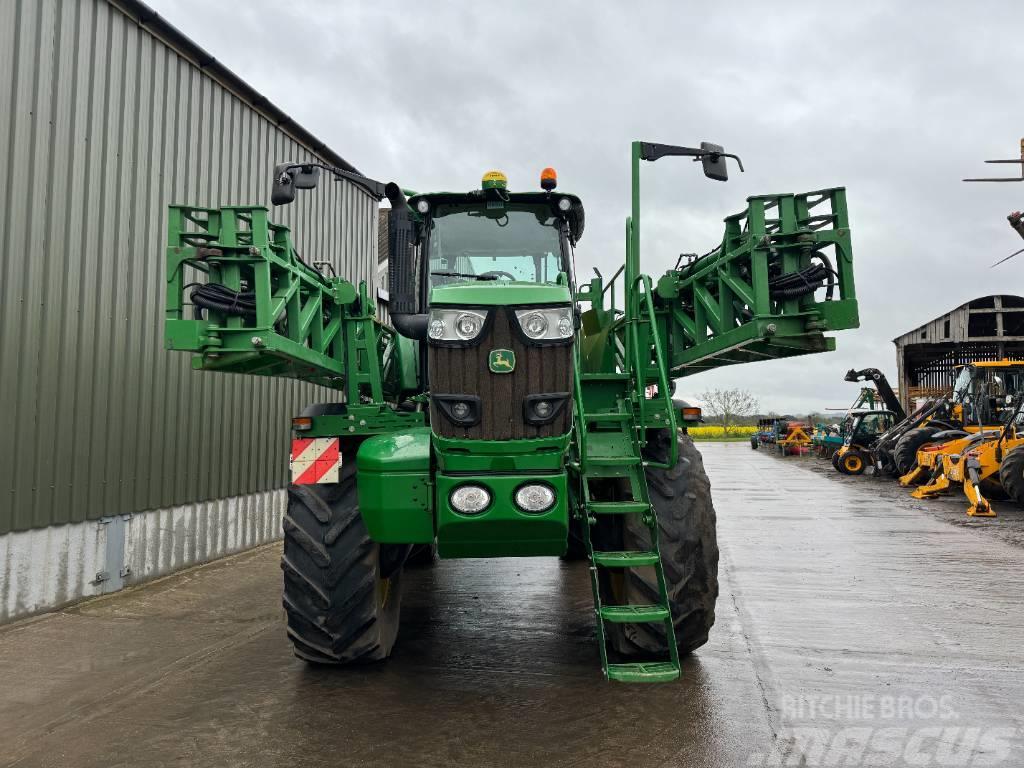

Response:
(290, 437), (342, 484)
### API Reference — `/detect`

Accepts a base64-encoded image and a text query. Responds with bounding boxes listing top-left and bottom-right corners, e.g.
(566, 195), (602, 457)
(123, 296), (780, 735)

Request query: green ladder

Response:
(573, 371), (681, 683)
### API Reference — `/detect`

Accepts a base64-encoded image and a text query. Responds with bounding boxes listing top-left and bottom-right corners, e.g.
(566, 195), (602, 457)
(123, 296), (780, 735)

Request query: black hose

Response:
(768, 253), (836, 301)
(189, 283), (258, 320)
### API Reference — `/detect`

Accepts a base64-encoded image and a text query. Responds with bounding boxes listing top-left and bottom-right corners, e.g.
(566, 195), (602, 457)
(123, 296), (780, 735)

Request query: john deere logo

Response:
(488, 349), (515, 374)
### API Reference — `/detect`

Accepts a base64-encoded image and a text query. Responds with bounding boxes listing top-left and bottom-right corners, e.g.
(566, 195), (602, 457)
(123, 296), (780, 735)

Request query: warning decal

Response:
(290, 438), (341, 484)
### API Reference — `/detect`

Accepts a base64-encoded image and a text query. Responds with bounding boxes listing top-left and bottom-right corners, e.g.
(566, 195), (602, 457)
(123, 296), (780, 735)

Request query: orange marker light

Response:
(682, 407), (702, 421)
(540, 167), (557, 191)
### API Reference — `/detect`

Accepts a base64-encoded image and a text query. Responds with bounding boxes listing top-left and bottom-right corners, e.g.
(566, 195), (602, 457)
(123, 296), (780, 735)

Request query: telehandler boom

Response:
(165, 141), (859, 682)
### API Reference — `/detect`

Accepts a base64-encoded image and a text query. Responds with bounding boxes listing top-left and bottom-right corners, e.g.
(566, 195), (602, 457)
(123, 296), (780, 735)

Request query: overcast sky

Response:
(152, 0), (1024, 414)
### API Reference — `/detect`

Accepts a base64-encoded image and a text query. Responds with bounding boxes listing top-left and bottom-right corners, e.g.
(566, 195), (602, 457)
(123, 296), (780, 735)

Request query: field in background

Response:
(687, 425), (758, 441)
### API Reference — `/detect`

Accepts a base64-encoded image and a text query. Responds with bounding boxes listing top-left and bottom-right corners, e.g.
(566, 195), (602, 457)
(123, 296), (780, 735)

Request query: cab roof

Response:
(408, 190), (585, 244)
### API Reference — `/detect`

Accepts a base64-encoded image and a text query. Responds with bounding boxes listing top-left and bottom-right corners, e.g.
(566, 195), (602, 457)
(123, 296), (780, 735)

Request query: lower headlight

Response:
(514, 483), (556, 513)
(450, 484), (491, 514)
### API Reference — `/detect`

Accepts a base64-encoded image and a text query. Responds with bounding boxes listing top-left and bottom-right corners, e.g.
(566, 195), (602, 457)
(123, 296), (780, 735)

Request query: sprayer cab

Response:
(384, 170), (585, 342)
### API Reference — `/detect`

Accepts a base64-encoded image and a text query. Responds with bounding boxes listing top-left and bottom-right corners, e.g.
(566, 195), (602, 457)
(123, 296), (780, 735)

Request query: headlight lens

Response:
(450, 484), (491, 514)
(427, 308), (488, 342)
(514, 483), (556, 513)
(456, 312), (482, 338)
(514, 307), (573, 341)
(522, 312), (548, 338)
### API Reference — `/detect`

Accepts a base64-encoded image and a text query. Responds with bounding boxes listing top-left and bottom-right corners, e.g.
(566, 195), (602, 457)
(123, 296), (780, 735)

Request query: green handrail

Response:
(632, 274), (678, 470)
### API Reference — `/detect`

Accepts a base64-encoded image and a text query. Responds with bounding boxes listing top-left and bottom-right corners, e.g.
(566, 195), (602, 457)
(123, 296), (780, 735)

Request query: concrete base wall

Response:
(0, 489), (285, 624)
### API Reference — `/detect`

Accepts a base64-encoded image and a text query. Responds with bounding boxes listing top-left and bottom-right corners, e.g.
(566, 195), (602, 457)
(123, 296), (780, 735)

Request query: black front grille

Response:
(428, 309), (572, 440)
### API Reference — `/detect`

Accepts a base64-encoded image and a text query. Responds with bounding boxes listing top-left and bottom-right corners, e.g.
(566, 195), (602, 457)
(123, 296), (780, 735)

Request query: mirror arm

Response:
(638, 142), (703, 161)
(281, 161), (387, 200)
(638, 142), (744, 172)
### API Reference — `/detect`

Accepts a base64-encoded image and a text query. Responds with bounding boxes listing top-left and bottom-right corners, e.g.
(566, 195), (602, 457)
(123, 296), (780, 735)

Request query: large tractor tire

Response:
(838, 448), (868, 475)
(893, 427), (941, 476)
(282, 443), (406, 665)
(598, 431), (719, 658)
(998, 446), (1024, 506)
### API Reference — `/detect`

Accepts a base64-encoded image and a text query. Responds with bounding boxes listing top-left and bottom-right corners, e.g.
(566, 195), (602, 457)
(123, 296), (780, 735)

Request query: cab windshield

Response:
(427, 204), (565, 287)
(955, 366), (1024, 424)
(854, 412), (892, 437)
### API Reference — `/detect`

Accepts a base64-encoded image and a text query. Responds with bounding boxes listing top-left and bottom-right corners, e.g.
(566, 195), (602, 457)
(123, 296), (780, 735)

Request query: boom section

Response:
(653, 187), (858, 375)
(164, 204), (404, 408)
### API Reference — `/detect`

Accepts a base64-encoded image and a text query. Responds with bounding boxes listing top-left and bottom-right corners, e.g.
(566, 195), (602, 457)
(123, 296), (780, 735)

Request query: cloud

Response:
(151, 0), (1024, 412)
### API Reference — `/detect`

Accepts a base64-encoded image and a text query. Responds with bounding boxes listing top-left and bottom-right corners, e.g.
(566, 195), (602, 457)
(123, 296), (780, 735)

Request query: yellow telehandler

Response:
(908, 394), (1024, 517)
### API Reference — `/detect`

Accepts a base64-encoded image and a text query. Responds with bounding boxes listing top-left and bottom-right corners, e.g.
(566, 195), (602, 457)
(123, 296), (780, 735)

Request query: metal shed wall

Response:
(0, 0), (378, 537)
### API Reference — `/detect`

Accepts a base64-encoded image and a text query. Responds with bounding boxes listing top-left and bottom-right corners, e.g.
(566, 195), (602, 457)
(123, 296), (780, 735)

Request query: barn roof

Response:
(893, 294), (1024, 346)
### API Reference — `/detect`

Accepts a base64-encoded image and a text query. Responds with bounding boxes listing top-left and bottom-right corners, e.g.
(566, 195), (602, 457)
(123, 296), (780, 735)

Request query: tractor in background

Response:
(831, 367), (904, 474)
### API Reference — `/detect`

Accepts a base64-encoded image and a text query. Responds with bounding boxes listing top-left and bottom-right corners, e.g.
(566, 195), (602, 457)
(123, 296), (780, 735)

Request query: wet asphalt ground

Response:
(1, 442), (1022, 767)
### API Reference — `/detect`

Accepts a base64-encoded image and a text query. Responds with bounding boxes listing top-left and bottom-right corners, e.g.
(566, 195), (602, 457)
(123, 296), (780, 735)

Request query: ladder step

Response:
(599, 604), (670, 623)
(591, 550), (660, 567)
(587, 456), (642, 466)
(586, 501), (650, 515)
(582, 412), (632, 422)
(580, 372), (631, 381)
(607, 662), (679, 684)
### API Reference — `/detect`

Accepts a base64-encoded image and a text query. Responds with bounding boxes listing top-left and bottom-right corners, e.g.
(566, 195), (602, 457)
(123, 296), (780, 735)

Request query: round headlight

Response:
(450, 484), (491, 514)
(533, 401), (552, 418)
(557, 197), (572, 212)
(514, 484), (556, 513)
(416, 199), (430, 214)
(428, 319), (446, 339)
(522, 312), (548, 338)
(456, 313), (482, 339)
(451, 401), (470, 419)
(558, 315), (573, 338)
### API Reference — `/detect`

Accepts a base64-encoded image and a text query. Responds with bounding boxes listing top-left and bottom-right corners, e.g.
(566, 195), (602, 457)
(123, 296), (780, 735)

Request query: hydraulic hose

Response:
(189, 283), (257, 320)
(768, 253), (836, 301)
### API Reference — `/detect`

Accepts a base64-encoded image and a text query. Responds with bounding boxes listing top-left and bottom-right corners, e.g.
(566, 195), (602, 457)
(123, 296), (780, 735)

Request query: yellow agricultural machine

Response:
(777, 421), (812, 456)
(908, 396), (1024, 517)
(884, 360), (1024, 479)
(898, 361), (1024, 515)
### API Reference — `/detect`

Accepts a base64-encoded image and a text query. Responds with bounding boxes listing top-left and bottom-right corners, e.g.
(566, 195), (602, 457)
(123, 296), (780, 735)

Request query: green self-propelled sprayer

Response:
(164, 141), (859, 682)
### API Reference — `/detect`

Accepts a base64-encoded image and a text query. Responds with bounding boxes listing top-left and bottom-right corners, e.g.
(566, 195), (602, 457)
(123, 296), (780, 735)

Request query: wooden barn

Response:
(892, 295), (1024, 411)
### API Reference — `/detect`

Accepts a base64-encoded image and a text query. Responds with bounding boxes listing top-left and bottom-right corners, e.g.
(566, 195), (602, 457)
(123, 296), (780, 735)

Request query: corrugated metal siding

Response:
(0, 0), (378, 534)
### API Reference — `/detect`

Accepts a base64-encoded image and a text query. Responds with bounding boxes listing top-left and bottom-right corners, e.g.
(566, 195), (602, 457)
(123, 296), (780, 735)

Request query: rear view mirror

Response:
(292, 166), (320, 189)
(271, 163), (321, 206)
(271, 163), (297, 206)
(700, 142), (728, 182)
